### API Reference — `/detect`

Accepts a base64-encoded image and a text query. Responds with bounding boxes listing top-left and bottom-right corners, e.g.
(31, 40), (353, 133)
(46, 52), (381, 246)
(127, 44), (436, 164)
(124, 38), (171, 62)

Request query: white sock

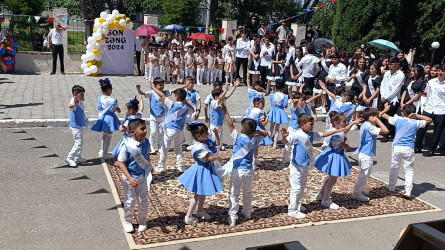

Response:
(101, 133), (108, 152)
(104, 133), (112, 154)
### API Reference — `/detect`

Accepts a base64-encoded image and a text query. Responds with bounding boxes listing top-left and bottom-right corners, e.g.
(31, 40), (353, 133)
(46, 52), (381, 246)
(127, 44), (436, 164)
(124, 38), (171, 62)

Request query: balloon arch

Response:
(80, 10), (133, 76)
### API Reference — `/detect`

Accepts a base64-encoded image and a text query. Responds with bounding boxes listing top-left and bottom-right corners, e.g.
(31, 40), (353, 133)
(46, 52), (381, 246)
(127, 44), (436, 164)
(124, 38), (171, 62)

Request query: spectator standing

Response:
(305, 25), (315, 43)
(42, 27), (50, 51)
(257, 24), (266, 37)
(235, 32), (250, 83)
(235, 26), (244, 40)
(134, 35), (143, 76)
(47, 22), (67, 75)
(314, 25), (322, 39)
(245, 16), (259, 39)
(276, 22), (290, 43)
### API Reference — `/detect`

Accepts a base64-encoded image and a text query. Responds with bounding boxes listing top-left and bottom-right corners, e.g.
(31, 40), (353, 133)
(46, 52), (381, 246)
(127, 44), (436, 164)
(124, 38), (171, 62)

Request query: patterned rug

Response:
(105, 146), (439, 247)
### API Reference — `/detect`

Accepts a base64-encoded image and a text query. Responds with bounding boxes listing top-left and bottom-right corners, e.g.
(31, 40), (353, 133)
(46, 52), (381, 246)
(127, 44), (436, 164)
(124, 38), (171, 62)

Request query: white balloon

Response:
(93, 32), (102, 41)
(103, 28), (109, 34)
(87, 37), (96, 44)
(101, 23), (109, 29)
(126, 23), (133, 30)
(81, 63), (88, 70)
(94, 22), (102, 29)
(96, 55), (102, 61)
(119, 19), (126, 27)
(91, 65), (98, 73)
(94, 43), (101, 49)
(86, 52), (95, 61)
(112, 10), (119, 15)
(86, 44), (93, 51)
(81, 54), (86, 61)
(106, 17), (113, 24)
(84, 68), (90, 75)
(94, 18), (100, 23)
(100, 11), (108, 19)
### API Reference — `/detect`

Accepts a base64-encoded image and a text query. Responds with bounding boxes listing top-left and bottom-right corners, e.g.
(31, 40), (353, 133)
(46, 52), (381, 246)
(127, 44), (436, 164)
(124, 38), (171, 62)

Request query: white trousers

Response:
(229, 168), (254, 218)
(389, 149), (415, 194)
(148, 66), (160, 82)
(354, 153), (373, 194)
(160, 67), (171, 82)
(283, 127), (298, 163)
(288, 163), (311, 213)
(196, 67), (205, 85)
(149, 116), (165, 152)
(158, 128), (184, 168)
(225, 72), (233, 84)
(206, 69), (215, 83)
(122, 174), (148, 223)
(184, 67), (194, 78)
(214, 69), (222, 82)
(67, 127), (83, 160)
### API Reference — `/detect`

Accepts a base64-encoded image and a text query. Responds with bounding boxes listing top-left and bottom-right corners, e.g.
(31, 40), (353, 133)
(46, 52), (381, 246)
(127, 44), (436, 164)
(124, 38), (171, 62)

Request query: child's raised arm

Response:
(221, 102), (235, 133)
(136, 84), (145, 96)
(318, 80), (336, 100)
(213, 127), (221, 146)
(369, 116), (389, 134)
(281, 128), (289, 144)
(256, 130), (269, 138)
(408, 113), (433, 125)
(225, 78), (241, 100)
(149, 83), (167, 101)
(137, 95), (144, 113)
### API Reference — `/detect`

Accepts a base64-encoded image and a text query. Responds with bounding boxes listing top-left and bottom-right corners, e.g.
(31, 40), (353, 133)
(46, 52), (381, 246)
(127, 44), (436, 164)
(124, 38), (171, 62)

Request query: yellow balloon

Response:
(99, 18), (105, 24)
(87, 62), (92, 68)
(91, 72), (98, 76)
(113, 20), (119, 26)
(116, 15), (121, 20)
(97, 61), (102, 67)
(108, 23), (114, 29)
(121, 14), (126, 19)
(93, 49), (100, 55)
(126, 18), (130, 24)
(101, 34), (106, 40)
(91, 59), (97, 64)
(96, 40), (101, 43)
(119, 26), (126, 31)
(93, 28), (97, 33)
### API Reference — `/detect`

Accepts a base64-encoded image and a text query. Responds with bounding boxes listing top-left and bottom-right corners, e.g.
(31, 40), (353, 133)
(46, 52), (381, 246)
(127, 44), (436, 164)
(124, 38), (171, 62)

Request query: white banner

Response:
(102, 29), (135, 75)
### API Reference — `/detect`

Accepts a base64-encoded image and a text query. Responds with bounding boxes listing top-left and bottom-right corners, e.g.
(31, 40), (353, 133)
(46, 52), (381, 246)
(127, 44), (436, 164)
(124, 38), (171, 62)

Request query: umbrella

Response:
(314, 38), (333, 51)
(163, 24), (185, 32)
(189, 33), (215, 42)
(368, 39), (399, 52)
(134, 25), (159, 37)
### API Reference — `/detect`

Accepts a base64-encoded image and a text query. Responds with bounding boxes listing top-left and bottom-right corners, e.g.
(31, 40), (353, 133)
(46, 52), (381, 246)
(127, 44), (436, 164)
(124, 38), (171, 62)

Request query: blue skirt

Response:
(315, 147), (352, 177)
(268, 106), (289, 124)
(112, 136), (127, 157)
(91, 113), (121, 133)
(178, 162), (224, 196)
(257, 124), (273, 146)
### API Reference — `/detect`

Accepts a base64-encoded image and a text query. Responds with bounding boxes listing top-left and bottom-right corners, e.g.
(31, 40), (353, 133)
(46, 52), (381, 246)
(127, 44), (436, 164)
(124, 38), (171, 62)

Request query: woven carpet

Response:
(105, 146), (439, 247)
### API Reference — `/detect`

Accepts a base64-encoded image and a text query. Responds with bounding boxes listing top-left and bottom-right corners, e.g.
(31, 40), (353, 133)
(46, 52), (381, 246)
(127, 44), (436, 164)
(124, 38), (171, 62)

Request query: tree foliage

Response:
(413, 0), (445, 63)
(332, 0), (402, 53)
(158, 0), (202, 26)
(5, 0), (44, 15)
(123, 0), (162, 19)
(309, 0), (336, 39)
(43, 0), (82, 17)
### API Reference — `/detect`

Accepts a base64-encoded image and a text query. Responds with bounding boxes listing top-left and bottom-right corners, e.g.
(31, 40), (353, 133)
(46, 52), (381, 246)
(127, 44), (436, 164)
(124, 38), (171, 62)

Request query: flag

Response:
(220, 28), (224, 33)
(198, 27), (202, 32)
(49, 18), (55, 23)
(28, 16), (32, 24)
(158, 25), (162, 29)
(34, 16), (41, 23)
(186, 27), (190, 31)
(209, 27), (213, 32)
(73, 19), (77, 23)
(64, 18), (69, 24)
(231, 29), (235, 34)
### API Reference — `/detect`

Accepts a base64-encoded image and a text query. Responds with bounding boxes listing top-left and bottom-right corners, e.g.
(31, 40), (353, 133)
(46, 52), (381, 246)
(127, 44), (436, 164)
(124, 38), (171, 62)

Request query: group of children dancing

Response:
(65, 73), (432, 233)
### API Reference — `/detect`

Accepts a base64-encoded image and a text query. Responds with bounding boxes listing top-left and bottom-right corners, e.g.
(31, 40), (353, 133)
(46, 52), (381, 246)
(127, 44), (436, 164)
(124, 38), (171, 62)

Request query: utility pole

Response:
(205, 0), (210, 33)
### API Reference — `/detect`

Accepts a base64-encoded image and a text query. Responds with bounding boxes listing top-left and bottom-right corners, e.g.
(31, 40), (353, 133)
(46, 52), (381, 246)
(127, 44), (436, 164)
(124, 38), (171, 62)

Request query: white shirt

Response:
(327, 63), (348, 86)
(134, 37), (143, 51)
(258, 28), (265, 37)
(380, 70), (405, 104)
(260, 44), (274, 67)
(424, 77), (445, 115)
(285, 46), (295, 67)
(171, 39), (182, 45)
(235, 38), (250, 58)
(297, 54), (319, 78)
(388, 116), (427, 153)
(222, 44), (236, 59)
(48, 28), (64, 45)
(276, 26), (290, 41)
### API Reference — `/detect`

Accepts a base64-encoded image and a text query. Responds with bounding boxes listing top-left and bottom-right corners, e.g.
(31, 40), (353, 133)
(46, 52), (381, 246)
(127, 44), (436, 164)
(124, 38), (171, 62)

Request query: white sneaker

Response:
(228, 216), (237, 226)
(65, 158), (77, 167)
(402, 190), (412, 199)
(241, 209), (251, 219)
(98, 150), (104, 157)
(155, 166), (166, 173)
(322, 107), (327, 114)
(287, 211), (306, 219)
(184, 216), (199, 225)
(351, 193), (370, 202)
(220, 145), (225, 151)
(315, 193), (324, 201)
(321, 199), (340, 210)
(177, 166), (184, 172)
(196, 211), (211, 220)
(138, 221), (147, 232)
(186, 145), (192, 151)
(350, 124), (358, 131)
(298, 204), (306, 212)
(124, 221), (134, 233)
(74, 157), (87, 163)
(104, 153), (114, 160)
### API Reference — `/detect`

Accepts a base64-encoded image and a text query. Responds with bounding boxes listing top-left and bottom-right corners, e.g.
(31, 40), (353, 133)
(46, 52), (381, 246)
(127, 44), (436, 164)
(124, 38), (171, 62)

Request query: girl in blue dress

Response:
(112, 96), (144, 158)
(178, 122), (224, 225)
(314, 112), (360, 210)
(268, 81), (289, 148)
(91, 78), (121, 159)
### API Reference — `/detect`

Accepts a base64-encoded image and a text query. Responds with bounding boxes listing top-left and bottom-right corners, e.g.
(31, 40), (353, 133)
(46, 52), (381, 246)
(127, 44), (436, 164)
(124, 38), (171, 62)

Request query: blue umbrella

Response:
(368, 39), (399, 52)
(163, 24), (185, 32)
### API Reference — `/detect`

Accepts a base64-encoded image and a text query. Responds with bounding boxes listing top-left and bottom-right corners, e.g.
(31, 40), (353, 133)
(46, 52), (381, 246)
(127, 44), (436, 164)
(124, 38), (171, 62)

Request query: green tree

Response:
(43, 0), (82, 17)
(309, 1), (336, 39)
(331, 0), (402, 54)
(123, 0), (162, 19)
(413, 0), (445, 63)
(5, 0), (44, 15)
(159, 0), (202, 26)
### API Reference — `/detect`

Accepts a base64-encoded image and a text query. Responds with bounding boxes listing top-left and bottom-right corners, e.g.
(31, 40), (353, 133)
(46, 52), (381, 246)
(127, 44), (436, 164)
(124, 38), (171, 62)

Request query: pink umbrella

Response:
(189, 33), (215, 42)
(134, 25), (159, 37)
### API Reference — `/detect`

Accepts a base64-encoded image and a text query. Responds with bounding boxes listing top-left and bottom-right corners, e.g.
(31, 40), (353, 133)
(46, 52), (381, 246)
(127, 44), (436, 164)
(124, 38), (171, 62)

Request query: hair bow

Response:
(98, 78), (110, 85)
(253, 95), (264, 101)
(187, 122), (204, 126)
(127, 96), (137, 104)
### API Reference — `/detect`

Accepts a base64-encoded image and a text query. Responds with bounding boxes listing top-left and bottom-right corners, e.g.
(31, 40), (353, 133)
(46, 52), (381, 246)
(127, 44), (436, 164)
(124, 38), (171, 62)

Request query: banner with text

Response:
(102, 29), (135, 75)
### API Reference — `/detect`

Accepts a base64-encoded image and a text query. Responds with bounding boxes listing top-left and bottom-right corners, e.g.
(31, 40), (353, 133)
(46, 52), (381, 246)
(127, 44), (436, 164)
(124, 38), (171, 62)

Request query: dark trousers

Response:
(415, 112), (445, 151)
(302, 77), (315, 96)
(382, 101), (400, 138)
(259, 66), (269, 88)
(235, 57), (248, 82)
(51, 44), (64, 73)
(135, 51), (141, 73)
